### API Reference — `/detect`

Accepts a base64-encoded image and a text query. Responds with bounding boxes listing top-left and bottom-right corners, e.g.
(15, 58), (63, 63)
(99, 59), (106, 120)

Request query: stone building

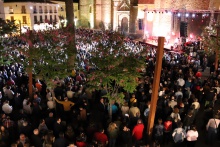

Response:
(0, 0), (5, 20)
(79, 0), (220, 42)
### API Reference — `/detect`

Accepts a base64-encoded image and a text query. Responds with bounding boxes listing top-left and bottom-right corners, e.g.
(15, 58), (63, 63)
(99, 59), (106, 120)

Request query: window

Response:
(50, 15), (52, 22)
(49, 6), (52, 13)
(45, 15), (47, 21)
(54, 6), (57, 13)
(10, 16), (14, 21)
(21, 6), (26, 13)
(22, 16), (27, 24)
(33, 6), (37, 13)
(9, 6), (13, 14)
(34, 16), (37, 24)
(54, 15), (57, 22)
(39, 6), (43, 13)
(44, 6), (48, 13)
(40, 15), (43, 23)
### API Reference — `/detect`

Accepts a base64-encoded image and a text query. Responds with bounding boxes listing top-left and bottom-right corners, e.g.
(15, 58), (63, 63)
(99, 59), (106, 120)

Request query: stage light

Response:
(177, 13), (181, 17)
(186, 13), (189, 17)
(192, 14), (195, 18)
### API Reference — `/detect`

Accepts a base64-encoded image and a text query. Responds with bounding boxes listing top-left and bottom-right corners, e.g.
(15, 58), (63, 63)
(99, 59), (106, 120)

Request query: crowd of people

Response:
(0, 28), (220, 147)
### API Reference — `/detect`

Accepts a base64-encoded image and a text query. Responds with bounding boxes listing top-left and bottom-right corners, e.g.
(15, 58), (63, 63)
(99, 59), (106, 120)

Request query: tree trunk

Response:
(65, 0), (74, 25)
(65, 0), (76, 68)
(28, 61), (33, 99)
(108, 103), (112, 122)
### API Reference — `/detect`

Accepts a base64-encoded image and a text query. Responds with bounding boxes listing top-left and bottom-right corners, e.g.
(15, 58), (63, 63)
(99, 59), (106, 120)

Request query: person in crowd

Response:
(2, 100), (13, 115)
(54, 97), (74, 112)
(38, 119), (48, 135)
(43, 131), (55, 147)
(172, 122), (186, 147)
(186, 125), (199, 147)
(16, 133), (30, 147)
(107, 122), (119, 147)
(169, 96), (177, 109)
(164, 117), (173, 144)
(31, 129), (43, 147)
(47, 97), (56, 111)
(45, 112), (56, 131)
(206, 114), (220, 145)
(132, 119), (144, 147)
(53, 132), (69, 147)
(93, 127), (108, 146)
(183, 111), (194, 132)
(119, 123), (132, 147)
(153, 118), (164, 145)
(22, 97), (32, 115)
(76, 132), (87, 147)
(53, 117), (65, 139)
(0, 125), (9, 146)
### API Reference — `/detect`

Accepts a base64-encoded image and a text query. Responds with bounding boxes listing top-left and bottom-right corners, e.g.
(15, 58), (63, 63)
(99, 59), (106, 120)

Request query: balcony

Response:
(54, 10), (57, 13)
(21, 9), (26, 14)
(39, 10), (43, 13)
(9, 9), (14, 14)
(45, 10), (48, 13)
(33, 9), (37, 13)
(49, 10), (52, 13)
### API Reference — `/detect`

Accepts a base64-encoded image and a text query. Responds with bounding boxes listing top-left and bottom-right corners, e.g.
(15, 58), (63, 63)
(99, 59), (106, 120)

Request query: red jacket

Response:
(132, 123), (144, 140)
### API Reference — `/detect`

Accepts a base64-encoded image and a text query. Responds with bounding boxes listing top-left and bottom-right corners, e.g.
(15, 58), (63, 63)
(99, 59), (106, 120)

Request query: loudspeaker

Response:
(180, 22), (188, 37)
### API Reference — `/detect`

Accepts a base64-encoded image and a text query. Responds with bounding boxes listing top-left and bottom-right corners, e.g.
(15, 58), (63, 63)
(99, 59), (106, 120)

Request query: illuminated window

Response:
(10, 16), (14, 21)
(22, 16), (27, 24)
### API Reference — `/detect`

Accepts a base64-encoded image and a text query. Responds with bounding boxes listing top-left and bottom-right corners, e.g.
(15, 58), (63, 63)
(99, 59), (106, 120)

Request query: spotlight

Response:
(185, 13), (189, 17)
(192, 14), (195, 18)
(177, 13), (181, 17)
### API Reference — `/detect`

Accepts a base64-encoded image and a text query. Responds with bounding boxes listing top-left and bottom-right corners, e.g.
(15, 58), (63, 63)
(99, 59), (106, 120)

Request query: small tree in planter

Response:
(86, 31), (146, 120)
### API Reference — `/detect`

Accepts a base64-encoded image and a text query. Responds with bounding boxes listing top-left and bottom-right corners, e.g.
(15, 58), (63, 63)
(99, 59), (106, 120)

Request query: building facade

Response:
(0, 0), (5, 20)
(2, 0), (79, 33)
(51, 0), (79, 27)
(79, 0), (220, 43)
